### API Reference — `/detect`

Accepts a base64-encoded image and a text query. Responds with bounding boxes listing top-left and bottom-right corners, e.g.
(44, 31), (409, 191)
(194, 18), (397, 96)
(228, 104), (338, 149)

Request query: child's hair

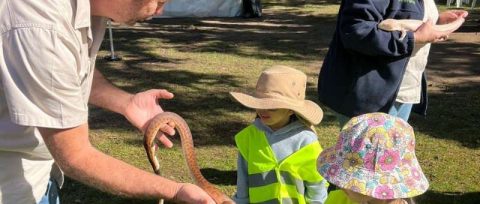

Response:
(317, 112), (429, 201)
(294, 114), (317, 134)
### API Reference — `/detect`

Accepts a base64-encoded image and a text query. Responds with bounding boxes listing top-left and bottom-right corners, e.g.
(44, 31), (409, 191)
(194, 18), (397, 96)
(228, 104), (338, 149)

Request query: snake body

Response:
(144, 112), (235, 204)
(378, 18), (465, 32)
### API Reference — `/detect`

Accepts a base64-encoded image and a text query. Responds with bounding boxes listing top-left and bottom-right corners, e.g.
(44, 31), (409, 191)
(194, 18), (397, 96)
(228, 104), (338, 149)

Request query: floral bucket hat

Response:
(317, 112), (429, 199)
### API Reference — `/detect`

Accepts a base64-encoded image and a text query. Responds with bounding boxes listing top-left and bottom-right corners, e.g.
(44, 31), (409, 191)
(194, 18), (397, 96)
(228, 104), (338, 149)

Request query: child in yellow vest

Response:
(230, 65), (328, 204)
(317, 112), (429, 204)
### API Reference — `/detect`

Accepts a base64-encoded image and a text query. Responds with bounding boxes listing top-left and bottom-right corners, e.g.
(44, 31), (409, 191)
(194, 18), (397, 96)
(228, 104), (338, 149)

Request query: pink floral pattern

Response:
(317, 112), (429, 199)
(363, 151), (376, 170)
(374, 185), (394, 199)
(326, 164), (340, 178)
(379, 149), (400, 171)
(367, 114), (386, 127)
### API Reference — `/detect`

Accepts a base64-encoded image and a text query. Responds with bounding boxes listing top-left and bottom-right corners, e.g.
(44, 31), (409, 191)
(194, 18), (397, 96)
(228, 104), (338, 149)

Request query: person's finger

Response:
(160, 121), (176, 135)
(167, 121), (175, 129)
(453, 10), (469, 18)
(153, 89), (174, 100)
(156, 134), (174, 148)
(152, 120), (176, 148)
(435, 35), (448, 42)
(158, 121), (176, 143)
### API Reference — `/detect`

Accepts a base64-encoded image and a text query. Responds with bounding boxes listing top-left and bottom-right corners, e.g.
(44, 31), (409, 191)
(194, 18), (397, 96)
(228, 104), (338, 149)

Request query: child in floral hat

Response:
(230, 65), (328, 204)
(317, 112), (429, 204)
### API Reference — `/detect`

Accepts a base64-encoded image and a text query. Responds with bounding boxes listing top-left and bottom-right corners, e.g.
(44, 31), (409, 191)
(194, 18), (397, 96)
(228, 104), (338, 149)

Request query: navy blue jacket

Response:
(318, 0), (428, 117)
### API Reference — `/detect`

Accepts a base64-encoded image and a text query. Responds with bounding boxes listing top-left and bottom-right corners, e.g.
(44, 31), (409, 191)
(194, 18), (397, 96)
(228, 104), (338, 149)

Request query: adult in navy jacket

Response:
(317, 0), (467, 125)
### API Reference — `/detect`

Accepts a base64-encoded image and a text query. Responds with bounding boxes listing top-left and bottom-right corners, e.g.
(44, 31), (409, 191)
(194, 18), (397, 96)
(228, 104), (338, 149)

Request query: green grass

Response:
(60, 1), (480, 203)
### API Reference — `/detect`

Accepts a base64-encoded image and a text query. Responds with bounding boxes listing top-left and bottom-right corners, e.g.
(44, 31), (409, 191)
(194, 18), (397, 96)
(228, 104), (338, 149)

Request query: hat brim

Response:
(317, 146), (429, 199)
(230, 92), (323, 125)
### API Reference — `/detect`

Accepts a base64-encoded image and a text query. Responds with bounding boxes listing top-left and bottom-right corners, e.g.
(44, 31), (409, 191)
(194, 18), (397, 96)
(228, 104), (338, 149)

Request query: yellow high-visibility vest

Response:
(235, 124), (327, 204)
(325, 190), (357, 204)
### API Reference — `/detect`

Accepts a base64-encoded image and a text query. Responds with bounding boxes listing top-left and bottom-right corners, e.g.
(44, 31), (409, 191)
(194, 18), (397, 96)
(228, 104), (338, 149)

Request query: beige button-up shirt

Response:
(0, 0), (106, 203)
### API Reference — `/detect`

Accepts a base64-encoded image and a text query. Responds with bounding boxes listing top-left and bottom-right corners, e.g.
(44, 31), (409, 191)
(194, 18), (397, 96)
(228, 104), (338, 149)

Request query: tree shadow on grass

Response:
(90, 1), (340, 147)
(200, 168), (237, 186)
(409, 35), (480, 149)
(105, 4), (337, 63)
(89, 64), (247, 146)
(410, 85), (480, 149)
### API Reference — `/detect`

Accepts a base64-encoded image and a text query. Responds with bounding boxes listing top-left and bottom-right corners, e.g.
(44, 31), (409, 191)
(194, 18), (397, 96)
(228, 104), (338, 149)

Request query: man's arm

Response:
(89, 68), (175, 147)
(39, 123), (179, 198)
(39, 123), (215, 203)
(89, 69), (133, 116)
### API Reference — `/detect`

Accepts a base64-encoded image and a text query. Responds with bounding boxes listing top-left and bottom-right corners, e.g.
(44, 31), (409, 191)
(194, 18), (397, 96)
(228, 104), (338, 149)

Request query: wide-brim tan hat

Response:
(230, 65), (323, 125)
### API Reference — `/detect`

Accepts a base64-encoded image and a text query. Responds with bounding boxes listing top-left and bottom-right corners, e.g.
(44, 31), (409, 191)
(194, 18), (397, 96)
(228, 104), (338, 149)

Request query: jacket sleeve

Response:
(233, 153), (250, 204)
(338, 0), (414, 57)
(302, 132), (328, 204)
(305, 180), (329, 204)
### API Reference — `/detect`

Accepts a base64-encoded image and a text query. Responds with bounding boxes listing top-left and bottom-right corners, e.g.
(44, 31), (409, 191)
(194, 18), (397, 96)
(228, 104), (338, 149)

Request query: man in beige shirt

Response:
(0, 0), (215, 204)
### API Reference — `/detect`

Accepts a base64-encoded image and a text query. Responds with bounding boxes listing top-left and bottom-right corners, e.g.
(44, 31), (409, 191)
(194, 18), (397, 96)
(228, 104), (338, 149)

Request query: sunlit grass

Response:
(59, 1), (480, 204)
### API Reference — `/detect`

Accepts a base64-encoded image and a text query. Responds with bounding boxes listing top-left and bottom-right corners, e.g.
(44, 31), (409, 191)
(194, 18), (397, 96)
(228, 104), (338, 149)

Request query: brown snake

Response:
(144, 112), (235, 204)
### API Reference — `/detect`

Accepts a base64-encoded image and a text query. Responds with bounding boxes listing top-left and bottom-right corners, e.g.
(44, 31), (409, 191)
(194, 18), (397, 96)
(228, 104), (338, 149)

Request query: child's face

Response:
(256, 109), (294, 131)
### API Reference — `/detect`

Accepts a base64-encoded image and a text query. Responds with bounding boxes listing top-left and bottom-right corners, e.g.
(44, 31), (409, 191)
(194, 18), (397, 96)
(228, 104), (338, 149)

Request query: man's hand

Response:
(173, 183), (216, 204)
(123, 89), (176, 148)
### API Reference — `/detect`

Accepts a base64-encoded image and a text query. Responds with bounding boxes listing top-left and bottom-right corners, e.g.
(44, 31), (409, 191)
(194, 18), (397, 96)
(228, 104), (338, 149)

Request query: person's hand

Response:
(414, 19), (455, 43)
(173, 183), (216, 204)
(438, 10), (468, 25)
(123, 89), (176, 148)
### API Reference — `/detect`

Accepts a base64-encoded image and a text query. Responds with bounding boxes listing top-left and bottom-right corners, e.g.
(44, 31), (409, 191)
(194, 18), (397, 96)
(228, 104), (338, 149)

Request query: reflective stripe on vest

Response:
(235, 124), (326, 204)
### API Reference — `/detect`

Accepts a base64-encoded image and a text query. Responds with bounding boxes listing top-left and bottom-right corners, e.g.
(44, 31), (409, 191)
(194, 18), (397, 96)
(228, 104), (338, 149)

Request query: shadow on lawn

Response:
(90, 1), (338, 147)
(103, 7), (336, 62)
(89, 63), (247, 146)
(410, 35), (480, 149)
(200, 168), (237, 186)
(79, 1), (480, 204)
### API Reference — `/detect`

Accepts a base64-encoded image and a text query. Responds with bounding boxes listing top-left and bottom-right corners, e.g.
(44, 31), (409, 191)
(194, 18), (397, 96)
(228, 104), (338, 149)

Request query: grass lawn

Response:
(60, 1), (480, 203)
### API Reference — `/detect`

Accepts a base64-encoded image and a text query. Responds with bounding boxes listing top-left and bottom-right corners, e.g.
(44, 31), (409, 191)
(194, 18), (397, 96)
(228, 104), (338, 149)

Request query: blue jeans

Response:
(336, 102), (413, 128)
(38, 178), (60, 204)
(388, 102), (413, 121)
